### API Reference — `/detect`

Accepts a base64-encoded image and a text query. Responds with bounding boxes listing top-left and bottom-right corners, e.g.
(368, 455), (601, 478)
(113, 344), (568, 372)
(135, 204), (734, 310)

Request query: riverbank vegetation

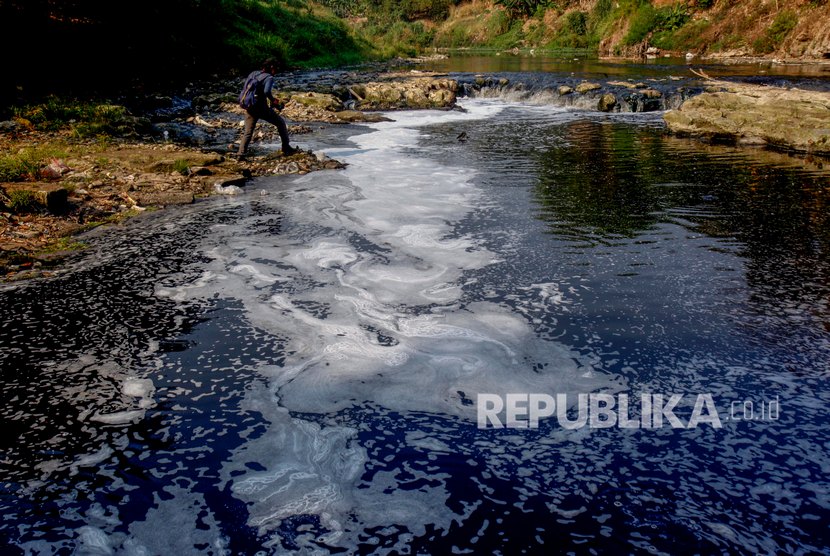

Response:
(413, 0), (829, 58)
(2, 0), (827, 115)
(0, 0), (371, 115)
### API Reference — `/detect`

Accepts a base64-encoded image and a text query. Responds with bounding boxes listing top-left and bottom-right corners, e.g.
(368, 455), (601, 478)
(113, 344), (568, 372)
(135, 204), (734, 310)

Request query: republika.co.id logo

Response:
(477, 393), (780, 429)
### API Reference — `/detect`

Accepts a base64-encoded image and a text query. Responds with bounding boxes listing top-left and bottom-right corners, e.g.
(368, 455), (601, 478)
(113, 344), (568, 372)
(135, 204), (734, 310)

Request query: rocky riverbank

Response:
(4, 63), (828, 281)
(0, 71), (460, 281)
(663, 77), (830, 156)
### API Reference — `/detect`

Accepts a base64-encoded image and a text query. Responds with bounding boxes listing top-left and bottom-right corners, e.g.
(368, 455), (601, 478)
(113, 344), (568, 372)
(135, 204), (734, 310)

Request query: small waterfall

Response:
(456, 75), (702, 113)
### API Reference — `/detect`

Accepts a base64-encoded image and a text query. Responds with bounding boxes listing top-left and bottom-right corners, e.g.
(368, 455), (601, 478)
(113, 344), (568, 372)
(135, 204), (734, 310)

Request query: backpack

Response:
(238, 71), (267, 110)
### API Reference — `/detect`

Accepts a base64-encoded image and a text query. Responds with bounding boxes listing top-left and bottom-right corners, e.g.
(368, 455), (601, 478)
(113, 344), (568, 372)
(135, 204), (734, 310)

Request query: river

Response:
(1, 56), (829, 555)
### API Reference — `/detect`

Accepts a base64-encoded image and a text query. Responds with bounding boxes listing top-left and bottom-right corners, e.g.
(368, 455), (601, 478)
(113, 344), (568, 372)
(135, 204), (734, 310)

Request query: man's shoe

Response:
(282, 145), (299, 156)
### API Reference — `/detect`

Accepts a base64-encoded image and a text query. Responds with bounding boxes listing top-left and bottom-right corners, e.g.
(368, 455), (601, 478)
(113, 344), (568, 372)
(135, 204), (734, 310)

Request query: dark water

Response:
(420, 50), (830, 81)
(1, 62), (830, 555)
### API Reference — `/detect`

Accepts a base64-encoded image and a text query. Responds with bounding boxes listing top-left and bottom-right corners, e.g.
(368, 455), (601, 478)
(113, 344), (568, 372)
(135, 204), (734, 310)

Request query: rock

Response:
(38, 159), (71, 180)
(598, 93), (617, 112)
(128, 190), (194, 206)
(192, 115), (218, 128)
(287, 92), (342, 112)
(355, 77), (458, 109)
(558, 86), (574, 95)
(3, 183), (69, 213)
(641, 89), (662, 99)
(608, 81), (638, 89)
(281, 99), (343, 123)
(214, 175), (247, 189)
(0, 120), (20, 132)
(575, 82), (602, 94)
(13, 229), (42, 239)
(146, 153), (223, 173)
(664, 81), (830, 155)
(332, 110), (393, 123)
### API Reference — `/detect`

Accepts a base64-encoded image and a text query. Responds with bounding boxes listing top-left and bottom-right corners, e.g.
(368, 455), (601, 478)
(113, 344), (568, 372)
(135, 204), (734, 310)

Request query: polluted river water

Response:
(1, 56), (830, 554)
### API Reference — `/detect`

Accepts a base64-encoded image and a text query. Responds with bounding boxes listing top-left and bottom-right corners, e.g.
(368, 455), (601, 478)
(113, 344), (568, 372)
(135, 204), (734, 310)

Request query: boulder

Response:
(575, 82), (602, 94)
(664, 80), (830, 155)
(128, 190), (194, 206)
(281, 99), (342, 123)
(598, 93), (617, 112)
(354, 77), (458, 110)
(558, 85), (574, 95)
(608, 81), (638, 89)
(287, 92), (342, 112)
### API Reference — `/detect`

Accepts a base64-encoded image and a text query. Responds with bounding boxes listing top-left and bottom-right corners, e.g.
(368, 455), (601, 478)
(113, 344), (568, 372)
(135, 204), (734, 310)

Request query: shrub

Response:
(752, 10), (798, 54)
(496, 0), (549, 18)
(549, 10), (590, 47)
(651, 18), (710, 50)
(0, 154), (38, 182)
(565, 11), (588, 36)
(7, 190), (37, 213)
(12, 98), (150, 138)
(593, 0), (613, 21)
(13, 96), (92, 132)
(623, 2), (689, 46)
(400, 0), (454, 21)
(623, 4), (659, 45)
(173, 159), (191, 175)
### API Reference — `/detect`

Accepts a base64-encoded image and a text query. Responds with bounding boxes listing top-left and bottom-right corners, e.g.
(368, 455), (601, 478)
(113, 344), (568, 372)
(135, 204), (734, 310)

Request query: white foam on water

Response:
(155, 100), (622, 548)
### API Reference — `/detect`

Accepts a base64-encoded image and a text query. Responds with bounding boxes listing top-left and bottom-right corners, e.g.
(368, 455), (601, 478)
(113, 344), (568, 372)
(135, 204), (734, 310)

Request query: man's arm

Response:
(262, 75), (284, 110)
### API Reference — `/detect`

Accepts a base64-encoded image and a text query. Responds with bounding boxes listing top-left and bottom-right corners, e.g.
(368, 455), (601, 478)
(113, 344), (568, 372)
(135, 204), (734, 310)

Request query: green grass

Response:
(651, 18), (711, 51)
(173, 159), (191, 175)
(12, 97), (150, 138)
(0, 145), (68, 182)
(223, 0), (371, 69)
(38, 237), (88, 254)
(548, 11), (590, 48)
(622, 2), (689, 46)
(433, 7), (513, 48)
(709, 32), (744, 53)
(7, 190), (37, 213)
(359, 19), (436, 57)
